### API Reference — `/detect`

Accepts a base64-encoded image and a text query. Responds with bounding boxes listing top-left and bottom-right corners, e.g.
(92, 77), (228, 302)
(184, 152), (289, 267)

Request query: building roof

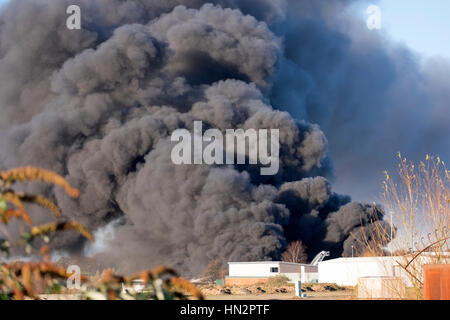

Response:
(319, 252), (450, 264)
(319, 256), (405, 264)
(228, 261), (310, 266)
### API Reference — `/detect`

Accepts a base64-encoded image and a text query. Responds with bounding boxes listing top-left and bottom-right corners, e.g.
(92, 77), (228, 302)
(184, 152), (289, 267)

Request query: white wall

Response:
(228, 262), (281, 278)
(302, 272), (319, 283)
(318, 257), (398, 286)
(228, 262), (319, 283)
(283, 273), (301, 283)
(319, 254), (450, 287)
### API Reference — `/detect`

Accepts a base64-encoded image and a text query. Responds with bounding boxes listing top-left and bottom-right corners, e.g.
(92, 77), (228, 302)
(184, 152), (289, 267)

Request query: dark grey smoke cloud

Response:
(270, 0), (450, 201)
(2, 0), (445, 275)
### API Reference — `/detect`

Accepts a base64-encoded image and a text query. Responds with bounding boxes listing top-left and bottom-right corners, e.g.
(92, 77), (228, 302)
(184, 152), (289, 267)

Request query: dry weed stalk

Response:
(358, 154), (449, 298)
(85, 265), (204, 300)
(0, 167), (202, 300)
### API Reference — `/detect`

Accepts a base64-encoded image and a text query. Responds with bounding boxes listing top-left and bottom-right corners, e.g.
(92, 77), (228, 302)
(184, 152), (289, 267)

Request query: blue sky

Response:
(349, 0), (450, 58)
(0, 0), (448, 58)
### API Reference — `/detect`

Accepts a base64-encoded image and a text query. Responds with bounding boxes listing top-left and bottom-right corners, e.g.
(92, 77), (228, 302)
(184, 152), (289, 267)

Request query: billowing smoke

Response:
(270, 0), (450, 200)
(3, 0), (446, 275)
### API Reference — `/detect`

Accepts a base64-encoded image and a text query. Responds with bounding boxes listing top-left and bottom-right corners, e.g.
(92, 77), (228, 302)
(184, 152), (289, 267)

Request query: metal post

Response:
(295, 280), (302, 297)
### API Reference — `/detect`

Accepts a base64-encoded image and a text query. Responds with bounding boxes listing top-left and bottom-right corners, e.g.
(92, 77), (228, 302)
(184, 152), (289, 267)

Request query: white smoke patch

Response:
(4, 255), (34, 263)
(84, 219), (123, 257)
(50, 250), (70, 263)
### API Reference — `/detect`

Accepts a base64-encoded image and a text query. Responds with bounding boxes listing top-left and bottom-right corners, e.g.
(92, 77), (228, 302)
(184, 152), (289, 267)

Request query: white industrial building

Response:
(318, 254), (450, 287)
(226, 261), (319, 285)
(318, 257), (405, 286)
(225, 251), (329, 285)
(225, 253), (449, 288)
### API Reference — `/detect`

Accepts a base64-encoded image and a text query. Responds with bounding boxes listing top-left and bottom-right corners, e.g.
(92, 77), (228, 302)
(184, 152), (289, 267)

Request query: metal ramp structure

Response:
(310, 251), (330, 266)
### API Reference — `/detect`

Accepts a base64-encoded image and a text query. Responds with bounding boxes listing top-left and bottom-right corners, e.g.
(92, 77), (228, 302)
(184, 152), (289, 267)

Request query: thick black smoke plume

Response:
(2, 0), (445, 275)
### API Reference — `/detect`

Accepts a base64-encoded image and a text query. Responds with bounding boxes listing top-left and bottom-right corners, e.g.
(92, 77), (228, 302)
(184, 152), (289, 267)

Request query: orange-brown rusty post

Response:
(423, 265), (450, 300)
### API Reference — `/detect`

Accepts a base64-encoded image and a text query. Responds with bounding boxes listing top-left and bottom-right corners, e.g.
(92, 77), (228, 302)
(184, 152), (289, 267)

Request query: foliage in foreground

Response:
(0, 167), (203, 300)
(357, 154), (449, 298)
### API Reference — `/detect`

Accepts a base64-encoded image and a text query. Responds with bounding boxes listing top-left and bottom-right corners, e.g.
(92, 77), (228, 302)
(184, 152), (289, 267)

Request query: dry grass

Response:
(357, 154), (449, 299)
(0, 166), (202, 300)
(266, 275), (290, 287)
(198, 281), (351, 297)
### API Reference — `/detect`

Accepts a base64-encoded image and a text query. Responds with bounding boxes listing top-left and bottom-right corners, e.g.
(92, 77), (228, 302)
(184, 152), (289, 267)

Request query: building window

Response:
(270, 267), (279, 273)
